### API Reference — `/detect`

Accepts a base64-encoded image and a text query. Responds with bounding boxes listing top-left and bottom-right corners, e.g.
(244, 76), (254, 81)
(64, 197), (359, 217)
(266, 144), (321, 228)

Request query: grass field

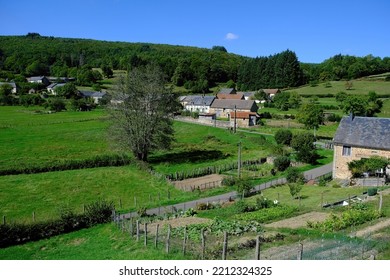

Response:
(286, 79), (390, 96)
(0, 223), (189, 260)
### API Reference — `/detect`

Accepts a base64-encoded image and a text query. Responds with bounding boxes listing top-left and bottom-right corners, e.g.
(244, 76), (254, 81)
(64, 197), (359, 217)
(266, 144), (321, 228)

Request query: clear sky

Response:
(0, 0), (389, 63)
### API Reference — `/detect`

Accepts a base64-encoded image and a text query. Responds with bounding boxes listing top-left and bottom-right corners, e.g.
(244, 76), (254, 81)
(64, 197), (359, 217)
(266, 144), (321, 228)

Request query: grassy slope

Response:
(286, 80), (390, 96)
(0, 223), (188, 260)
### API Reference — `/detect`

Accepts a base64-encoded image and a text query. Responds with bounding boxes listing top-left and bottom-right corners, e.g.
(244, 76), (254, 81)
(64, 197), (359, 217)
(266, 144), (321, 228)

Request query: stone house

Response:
(332, 115), (390, 180)
(216, 93), (245, 100)
(210, 99), (258, 127)
(182, 95), (215, 113)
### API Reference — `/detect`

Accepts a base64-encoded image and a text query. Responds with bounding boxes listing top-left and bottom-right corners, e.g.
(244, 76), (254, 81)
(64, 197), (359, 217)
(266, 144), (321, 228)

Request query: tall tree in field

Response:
(107, 65), (180, 161)
(297, 99), (324, 129)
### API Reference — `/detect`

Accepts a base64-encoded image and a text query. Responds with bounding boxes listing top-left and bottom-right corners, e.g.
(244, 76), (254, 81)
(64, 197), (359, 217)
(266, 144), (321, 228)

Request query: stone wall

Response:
(333, 144), (390, 179)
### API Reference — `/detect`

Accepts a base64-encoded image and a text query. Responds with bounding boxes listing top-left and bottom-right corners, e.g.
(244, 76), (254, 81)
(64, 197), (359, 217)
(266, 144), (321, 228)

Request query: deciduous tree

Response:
(107, 65), (180, 161)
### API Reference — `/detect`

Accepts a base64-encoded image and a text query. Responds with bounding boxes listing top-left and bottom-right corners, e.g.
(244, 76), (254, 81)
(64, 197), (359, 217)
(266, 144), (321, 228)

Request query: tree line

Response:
(0, 34), (389, 92)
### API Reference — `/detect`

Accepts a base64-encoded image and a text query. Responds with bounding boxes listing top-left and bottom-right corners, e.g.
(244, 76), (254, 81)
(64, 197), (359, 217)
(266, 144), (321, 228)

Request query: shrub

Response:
(367, 188), (378, 196)
(274, 156), (291, 172)
(0, 199), (114, 248)
(236, 179), (254, 197)
(275, 129), (293, 146)
(256, 196), (274, 209)
(222, 176), (236, 186)
(286, 167), (305, 184)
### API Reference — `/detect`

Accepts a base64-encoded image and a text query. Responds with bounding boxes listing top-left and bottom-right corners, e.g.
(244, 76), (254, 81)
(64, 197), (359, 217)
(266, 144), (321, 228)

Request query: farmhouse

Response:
(47, 83), (66, 94)
(0, 82), (18, 94)
(263, 89), (280, 100)
(210, 99), (259, 127)
(332, 115), (390, 180)
(27, 76), (50, 86)
(79, 90), (106, 104)
(182, 95), (215, 113)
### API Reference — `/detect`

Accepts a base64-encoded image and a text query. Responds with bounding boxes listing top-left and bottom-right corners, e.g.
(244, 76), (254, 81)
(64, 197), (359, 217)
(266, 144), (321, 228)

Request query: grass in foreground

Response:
(0, 223), (188, 260)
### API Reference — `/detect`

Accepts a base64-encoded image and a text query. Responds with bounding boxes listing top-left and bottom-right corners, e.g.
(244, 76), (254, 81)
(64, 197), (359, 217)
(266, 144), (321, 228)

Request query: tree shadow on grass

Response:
(149, 149), (228, 164)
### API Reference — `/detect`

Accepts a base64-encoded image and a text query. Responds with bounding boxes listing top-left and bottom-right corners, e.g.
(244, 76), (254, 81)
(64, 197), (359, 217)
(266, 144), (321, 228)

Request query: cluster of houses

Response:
(0, 76), (106, 104)
(179, 88), (279, 128)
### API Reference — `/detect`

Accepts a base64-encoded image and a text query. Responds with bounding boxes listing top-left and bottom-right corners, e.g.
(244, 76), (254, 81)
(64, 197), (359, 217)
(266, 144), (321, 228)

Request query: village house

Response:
(210, 99), (259, 127)
(47, 83), (66, 94)
(263, 88), (281, 100)
(27, 76), (50, 86)
(181, 95), (215, 113)
(0, 82), (18, 94)
(79, 90), (106, 104)
(332, 115), (390, 180)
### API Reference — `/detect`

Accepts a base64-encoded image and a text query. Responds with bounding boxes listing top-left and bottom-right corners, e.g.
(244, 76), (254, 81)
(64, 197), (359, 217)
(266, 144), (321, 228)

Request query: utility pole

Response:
(234, 105), (237, 133)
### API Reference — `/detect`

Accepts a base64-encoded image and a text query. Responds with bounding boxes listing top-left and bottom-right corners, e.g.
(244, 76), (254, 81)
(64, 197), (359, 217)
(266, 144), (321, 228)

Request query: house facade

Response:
(182, 95), (215, 113)
(332, 115), (390, 180)
(210, 99), (258, 125)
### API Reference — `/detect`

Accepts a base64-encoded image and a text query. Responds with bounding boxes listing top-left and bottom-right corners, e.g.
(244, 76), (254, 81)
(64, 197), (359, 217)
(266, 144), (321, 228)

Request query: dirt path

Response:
(354, 218), (390, 237)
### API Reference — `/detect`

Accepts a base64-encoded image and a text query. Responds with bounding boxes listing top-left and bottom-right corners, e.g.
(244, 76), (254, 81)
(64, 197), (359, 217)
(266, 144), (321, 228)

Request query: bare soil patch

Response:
(172, 174), (224, 191)
(264, 212), (330, 229)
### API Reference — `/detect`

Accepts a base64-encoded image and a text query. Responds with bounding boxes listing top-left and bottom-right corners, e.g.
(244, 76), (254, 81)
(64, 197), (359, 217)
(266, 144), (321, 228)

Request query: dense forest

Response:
(0, 34), (389, 92)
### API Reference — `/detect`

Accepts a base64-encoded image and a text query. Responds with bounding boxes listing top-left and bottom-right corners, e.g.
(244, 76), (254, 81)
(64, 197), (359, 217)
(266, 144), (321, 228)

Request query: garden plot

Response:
(172, 174), (224, 191)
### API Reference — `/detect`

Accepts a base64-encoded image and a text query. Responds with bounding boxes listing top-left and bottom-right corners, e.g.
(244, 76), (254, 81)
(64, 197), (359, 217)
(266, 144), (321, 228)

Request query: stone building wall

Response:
(333, 144), (390, 179)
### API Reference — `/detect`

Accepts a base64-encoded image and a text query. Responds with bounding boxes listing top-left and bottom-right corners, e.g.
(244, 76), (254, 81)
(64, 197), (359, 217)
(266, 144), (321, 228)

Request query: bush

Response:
(274, 156), (291, 172)
(222, 176), (236, 186)
(0, 199), (114, 248)
(236, 179), (254, 198)
(367, 188), (378, 196)
(275, 129), (293, 146)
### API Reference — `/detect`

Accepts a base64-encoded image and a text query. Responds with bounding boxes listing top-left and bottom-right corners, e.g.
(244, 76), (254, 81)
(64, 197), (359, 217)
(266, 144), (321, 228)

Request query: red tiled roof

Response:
(230, 111), (257, 119)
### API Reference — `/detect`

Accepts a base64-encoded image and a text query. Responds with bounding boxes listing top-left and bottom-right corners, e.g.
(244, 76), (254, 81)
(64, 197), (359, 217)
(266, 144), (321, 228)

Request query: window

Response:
(342, 146), (351, 156)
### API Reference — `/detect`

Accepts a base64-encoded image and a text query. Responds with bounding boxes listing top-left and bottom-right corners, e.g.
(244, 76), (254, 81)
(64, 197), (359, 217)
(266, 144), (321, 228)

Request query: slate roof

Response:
(210, 99), (258, 111)
(79, 91), (106, 98)
(218, 88), (236, 94)
(184, 95), (215, 106)
(333, 115), (390, 150)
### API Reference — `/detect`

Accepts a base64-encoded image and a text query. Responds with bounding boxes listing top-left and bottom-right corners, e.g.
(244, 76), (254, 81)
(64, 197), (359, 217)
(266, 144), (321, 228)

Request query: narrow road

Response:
(117, 162), (333, 220)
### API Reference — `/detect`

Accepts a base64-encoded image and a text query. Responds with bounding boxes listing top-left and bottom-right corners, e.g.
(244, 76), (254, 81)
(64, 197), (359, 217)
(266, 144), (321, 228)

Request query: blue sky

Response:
(0, 0), (389, 63)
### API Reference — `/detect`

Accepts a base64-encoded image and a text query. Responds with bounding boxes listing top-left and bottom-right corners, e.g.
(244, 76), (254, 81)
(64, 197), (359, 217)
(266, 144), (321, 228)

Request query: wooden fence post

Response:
(182, 226), (187, 255)
(144, 223), (148, 246)
(255, 235), (261, 260)
(379, 193), (383, 212)
(166, 225), (171, 254)
(129, 218), (133, 237)
(222, 231), (228, 260)
(155, 224), (159, 248)
(134, 196), (137, 208)
(297, 243), (303, 260)
(136, 220), (140, 241)
(201, 228), (206, 260)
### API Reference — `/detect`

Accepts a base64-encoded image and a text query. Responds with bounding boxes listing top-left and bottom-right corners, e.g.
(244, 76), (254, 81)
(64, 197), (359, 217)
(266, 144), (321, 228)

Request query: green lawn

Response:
(0, 107), (110, 172)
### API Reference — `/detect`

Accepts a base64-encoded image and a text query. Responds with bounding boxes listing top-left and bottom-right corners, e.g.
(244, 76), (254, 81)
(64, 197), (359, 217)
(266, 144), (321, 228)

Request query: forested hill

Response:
(0, 34), (389, 92)
(0, 34), (243, 92)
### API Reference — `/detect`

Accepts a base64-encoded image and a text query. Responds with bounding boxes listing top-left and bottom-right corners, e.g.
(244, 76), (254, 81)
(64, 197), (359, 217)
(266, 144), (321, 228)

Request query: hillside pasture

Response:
(286, 80), (390, 97)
